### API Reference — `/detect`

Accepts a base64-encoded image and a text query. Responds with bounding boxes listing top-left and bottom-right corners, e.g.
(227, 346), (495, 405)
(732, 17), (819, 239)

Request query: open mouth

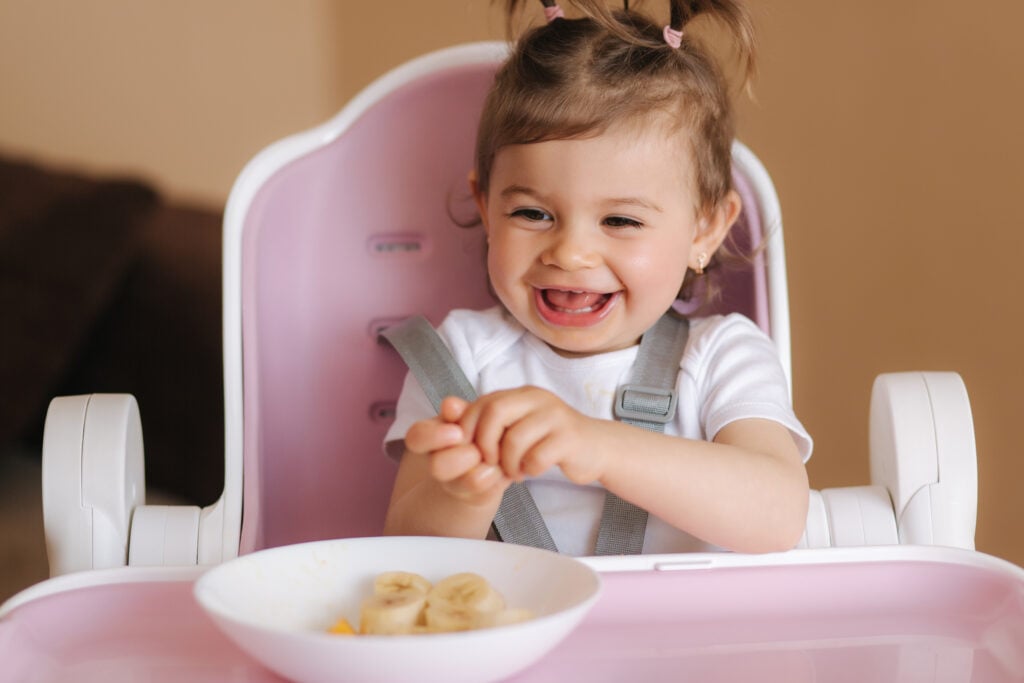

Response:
(535, 288), (619, 327)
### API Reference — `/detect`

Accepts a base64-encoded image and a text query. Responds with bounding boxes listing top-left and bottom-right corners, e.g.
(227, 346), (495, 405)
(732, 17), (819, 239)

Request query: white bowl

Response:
(194, 536), (601, 683)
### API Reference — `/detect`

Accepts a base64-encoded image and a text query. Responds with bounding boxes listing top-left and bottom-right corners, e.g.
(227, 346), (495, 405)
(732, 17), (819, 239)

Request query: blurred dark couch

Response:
(0, 155), (224, 504)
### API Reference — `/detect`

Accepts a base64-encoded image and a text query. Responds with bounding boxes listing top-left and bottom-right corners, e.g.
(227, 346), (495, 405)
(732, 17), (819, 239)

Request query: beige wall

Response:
(2, 2), (1021, 564)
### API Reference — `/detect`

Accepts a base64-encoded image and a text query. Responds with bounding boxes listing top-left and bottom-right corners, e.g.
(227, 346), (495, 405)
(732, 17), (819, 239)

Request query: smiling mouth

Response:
(543, 289), (610, 313)
(535, 288), (619, 327)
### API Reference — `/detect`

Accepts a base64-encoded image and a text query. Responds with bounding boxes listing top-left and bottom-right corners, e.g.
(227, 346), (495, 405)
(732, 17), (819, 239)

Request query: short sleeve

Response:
(383, 368), (437, 460)
(688, 315), (813, 462)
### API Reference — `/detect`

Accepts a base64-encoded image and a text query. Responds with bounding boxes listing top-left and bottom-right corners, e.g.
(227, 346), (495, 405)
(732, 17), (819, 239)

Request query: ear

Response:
(689, 189), (742, 269)
(468, 170), (490, 232)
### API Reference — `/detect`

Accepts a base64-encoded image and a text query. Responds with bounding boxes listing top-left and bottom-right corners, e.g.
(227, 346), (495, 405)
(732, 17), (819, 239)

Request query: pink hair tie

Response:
(663, 25), (683, 48)
(544, 4), (565, 22)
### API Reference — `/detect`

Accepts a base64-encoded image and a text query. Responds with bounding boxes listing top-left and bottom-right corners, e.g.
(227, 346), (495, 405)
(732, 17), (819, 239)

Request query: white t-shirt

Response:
(385, 306), (812, 556)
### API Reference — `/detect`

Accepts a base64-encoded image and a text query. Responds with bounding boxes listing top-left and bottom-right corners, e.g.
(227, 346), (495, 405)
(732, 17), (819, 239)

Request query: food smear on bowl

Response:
(328, 571), (535, 636)
(327, 617), (356, 635)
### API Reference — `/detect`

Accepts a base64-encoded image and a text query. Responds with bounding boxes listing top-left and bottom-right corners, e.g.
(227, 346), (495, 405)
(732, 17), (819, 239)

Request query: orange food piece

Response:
(327, 617), (357, 635)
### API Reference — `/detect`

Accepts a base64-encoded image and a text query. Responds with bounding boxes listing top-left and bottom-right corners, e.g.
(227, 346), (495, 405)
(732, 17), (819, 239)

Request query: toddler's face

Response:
(474, 124), (728, 356)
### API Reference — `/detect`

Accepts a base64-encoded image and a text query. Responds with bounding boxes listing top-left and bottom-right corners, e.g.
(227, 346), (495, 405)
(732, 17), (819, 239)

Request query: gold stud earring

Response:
(695, 252), (707, 275)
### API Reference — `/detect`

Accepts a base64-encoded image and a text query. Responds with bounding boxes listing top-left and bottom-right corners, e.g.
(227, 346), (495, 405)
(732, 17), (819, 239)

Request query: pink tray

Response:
(2, 548), (1023, 682)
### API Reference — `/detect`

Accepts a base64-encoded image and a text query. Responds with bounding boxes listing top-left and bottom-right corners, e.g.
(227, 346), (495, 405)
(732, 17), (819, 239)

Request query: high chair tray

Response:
(1, 546), (1022, 682)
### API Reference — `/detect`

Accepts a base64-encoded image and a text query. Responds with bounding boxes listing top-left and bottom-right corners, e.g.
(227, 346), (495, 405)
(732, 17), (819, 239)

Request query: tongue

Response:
(544, 289), (607, 311)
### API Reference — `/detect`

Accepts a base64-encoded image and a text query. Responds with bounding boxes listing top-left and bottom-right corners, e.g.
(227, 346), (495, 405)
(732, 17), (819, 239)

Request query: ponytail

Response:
(663, 0), (756, 90)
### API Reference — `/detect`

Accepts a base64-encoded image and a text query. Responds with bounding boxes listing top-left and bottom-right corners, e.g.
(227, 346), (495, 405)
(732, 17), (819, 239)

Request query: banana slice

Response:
(424, 601), (482, 632)
(373, 571), (431, 597)
(426, 572), (505, 617)
(334, 570), (532, 636)
(359, 588), (426, 635)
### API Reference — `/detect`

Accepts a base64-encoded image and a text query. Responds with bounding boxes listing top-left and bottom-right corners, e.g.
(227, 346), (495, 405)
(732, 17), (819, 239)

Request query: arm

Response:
(596, 416), (808, 553)
(458, 387), (809, 553)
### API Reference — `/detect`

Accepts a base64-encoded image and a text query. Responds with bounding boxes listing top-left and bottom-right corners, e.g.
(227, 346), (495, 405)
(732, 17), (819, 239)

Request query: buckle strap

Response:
(595, 312), (689, 556)
(615, 384), (678, 425)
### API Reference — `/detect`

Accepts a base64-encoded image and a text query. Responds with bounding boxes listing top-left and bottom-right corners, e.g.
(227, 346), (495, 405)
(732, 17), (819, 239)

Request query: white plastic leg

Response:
(42, 394), (146, 576)
(869, 372), (977, 549)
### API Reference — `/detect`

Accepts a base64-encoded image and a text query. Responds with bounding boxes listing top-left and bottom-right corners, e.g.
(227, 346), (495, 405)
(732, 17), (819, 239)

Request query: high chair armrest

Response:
(41, 393), (221, 575)
(869, 372), (977, 549)
(42, 394), (146, 576)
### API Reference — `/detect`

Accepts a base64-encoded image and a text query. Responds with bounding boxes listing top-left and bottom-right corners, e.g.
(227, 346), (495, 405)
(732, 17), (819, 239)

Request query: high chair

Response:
(34, 41), (978, 573)
(2, 42), (1019, 683)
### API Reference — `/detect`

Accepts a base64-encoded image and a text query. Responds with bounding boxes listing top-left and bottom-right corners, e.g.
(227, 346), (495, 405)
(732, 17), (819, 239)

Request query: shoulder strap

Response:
(379, 316), (558, 552)
(594, 312), (690, 555)
(379, 316), (476, 409)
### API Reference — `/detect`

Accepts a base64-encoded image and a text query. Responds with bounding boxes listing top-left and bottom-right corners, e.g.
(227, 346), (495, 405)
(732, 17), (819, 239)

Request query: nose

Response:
(540, 225), (601, 271)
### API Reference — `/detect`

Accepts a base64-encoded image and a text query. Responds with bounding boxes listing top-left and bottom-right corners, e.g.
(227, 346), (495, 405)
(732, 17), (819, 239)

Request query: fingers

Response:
(493, 413), (561, 481)
(449, 462), (506, 494)
(458, 388), (539, 467)
(428, 443), (482, 482)
(432, 449), (508, 502)
(405, 417), (464, 455)
(439, 396), (469, 424)
(405, 396), (472, 455)
(427, 387), (585, 484)
(402, 400), (515, 507)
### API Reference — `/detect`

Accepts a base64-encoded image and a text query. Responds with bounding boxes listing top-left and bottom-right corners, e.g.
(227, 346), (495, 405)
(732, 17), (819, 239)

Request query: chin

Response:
(540, 330), (632, 357)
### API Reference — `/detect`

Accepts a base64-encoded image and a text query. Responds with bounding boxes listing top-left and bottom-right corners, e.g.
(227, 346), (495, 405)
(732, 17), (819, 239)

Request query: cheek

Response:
(486, 229), (529, 270)
(620, 241), (691, 299)
(622, 239), (690, 276)
(485, 233), (507, 269)
(485, 234), (518, 293)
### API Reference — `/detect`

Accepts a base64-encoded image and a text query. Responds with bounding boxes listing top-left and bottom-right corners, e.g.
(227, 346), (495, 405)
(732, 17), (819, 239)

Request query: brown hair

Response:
(475, 0), (757, 302)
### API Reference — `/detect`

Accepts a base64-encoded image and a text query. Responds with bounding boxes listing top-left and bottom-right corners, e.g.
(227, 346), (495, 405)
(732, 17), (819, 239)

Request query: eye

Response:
(603, 215), (643, 229)
(509, 207), (553, 222)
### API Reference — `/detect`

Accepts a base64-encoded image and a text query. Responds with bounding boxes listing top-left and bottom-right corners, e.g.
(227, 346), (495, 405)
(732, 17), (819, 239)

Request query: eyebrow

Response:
(499, 184), (540, 200)
(499, 185), (663, 213)
(606, 196), (663, 213)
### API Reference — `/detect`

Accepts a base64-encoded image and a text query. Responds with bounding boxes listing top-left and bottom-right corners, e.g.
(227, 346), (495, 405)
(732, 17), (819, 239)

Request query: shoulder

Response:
(681, 313), (789, 404)
(685, 313), (780, 367)
(682, 313), (812, 461)
(689, 312), (770, 340)
(436, 306), (527, 372)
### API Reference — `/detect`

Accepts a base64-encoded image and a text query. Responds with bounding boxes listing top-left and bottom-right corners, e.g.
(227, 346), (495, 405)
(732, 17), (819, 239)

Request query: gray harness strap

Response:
(380, 312), (688, 555)
(594, 312), (690, 555)
(380, 317), (557, 551)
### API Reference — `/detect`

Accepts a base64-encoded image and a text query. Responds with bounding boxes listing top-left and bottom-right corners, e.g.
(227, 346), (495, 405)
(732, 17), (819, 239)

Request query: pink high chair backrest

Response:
(223, 43), (787, 555)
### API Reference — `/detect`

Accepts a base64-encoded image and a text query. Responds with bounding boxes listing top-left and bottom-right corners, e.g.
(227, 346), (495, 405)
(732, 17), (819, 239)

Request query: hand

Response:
(404, 397), (510, 504)
(456, 387), (608, 485)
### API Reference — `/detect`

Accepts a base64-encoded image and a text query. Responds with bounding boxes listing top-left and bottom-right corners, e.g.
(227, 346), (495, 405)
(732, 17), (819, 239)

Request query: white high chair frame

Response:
(31, 42), (977, 588)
